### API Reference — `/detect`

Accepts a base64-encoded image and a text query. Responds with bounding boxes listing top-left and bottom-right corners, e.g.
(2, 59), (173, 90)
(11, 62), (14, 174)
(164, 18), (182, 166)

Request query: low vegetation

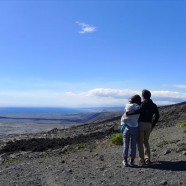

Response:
(77, 142), (86, 149)
(111, 133), (123, 145)
(177, 121), (186, 128)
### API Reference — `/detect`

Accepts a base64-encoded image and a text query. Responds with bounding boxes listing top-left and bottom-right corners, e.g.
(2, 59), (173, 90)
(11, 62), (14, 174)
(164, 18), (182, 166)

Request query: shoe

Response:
(122, 160), (128, 167)
(130, 159), (135, 167)
(145, 160), (152, 165)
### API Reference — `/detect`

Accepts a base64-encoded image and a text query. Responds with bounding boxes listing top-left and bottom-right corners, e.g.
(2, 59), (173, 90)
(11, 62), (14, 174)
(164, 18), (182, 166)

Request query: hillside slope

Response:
(0, 102), (185, 186)
(157, 102), (186, 128)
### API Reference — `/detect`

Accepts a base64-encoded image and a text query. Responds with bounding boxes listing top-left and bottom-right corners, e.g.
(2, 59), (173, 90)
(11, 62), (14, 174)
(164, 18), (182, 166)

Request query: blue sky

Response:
(0, 0), (186, 107)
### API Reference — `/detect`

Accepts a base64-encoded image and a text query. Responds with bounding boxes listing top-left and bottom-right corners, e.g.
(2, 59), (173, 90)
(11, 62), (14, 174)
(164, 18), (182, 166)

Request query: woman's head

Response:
(129, 95), (141, 105)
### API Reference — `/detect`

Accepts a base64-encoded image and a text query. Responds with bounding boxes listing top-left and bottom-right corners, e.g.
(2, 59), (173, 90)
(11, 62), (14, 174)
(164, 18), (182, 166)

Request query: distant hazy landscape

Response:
(0, 107), (123, 136)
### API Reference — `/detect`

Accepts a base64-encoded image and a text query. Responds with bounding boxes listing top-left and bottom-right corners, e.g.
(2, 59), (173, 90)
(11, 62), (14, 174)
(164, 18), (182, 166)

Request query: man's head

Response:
(142, 89), (151, 100)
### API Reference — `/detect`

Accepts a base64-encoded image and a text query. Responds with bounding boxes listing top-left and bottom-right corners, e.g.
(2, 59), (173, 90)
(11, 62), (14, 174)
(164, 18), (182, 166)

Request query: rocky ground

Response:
(0, 102), (186, 186)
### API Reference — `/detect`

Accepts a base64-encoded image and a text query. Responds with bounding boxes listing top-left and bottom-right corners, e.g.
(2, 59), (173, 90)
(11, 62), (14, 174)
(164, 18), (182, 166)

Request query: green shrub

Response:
(77, 143), (86, 149)
(3, 159), (14, 164)
(111, 133), (123, 145)
(177, 122), (186, 128)
(167, 140), (174, 144)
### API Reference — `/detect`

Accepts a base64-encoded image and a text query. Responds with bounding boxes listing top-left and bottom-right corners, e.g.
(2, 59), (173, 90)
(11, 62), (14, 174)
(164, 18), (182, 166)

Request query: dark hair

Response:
(142, 89), (151, 99)
(129, 95), (141, 105)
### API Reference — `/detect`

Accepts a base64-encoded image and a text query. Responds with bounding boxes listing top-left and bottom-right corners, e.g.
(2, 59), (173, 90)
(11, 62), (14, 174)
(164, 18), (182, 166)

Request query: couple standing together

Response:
(121, 89), (159, 167)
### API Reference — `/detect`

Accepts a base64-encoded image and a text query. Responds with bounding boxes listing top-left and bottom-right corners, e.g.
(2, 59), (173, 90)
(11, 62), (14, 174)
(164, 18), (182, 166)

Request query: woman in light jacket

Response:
(121, 95), (141, 167)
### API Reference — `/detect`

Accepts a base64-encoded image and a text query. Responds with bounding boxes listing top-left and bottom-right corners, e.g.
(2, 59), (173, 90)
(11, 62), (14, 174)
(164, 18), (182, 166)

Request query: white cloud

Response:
(76, 21), (96, 34)
(66, 88), (186, 106)
(172, 84), (186, 89)
(0, 88), (185, 107)
(84, 88), (139, 98)
(150, 90), (186, 103)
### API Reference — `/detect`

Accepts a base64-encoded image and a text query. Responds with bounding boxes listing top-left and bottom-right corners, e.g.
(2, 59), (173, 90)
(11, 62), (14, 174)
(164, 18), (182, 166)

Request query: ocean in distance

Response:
(0, 107), (100, 114)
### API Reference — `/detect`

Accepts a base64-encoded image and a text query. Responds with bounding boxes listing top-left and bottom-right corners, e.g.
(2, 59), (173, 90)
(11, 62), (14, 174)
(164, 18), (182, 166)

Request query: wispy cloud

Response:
(76, 21), (96, 34)
(172, 84), (186, 89)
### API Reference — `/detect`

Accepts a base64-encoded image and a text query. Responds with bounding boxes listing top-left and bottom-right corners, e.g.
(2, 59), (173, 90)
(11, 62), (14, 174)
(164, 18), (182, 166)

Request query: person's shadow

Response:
(145, 161), (186, 171)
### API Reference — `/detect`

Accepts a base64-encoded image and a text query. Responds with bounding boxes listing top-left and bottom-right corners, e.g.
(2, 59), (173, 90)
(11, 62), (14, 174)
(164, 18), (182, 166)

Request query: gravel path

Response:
(0, 126), (185, 186)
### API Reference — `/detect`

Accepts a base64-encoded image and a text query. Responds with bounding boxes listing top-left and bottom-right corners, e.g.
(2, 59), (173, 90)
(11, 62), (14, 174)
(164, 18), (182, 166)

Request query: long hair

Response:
(129, 95), (141, 105)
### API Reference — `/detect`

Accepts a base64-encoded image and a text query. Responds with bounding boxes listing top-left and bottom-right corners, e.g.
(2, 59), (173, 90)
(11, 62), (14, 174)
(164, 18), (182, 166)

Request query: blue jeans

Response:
(123, 126), (138, 159)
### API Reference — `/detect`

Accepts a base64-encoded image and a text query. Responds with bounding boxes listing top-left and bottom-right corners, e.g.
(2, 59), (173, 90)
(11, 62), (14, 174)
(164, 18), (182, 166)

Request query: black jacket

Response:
(138, 99), (159, 127)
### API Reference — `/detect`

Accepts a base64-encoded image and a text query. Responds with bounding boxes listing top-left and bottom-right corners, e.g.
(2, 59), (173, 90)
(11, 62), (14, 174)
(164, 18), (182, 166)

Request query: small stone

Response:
(102, 170), (109, 176)
(100, 166), (105, 171)
(61, 146), (69, 153)
(46, 165), (52, 170)
(99, 155), (104, 161)
(61, 160), (65, 163)
(68, 169), (73, 173)
(0, 157), (3, 164)
(182, 151), (186, 155)
(94, 153), (98, 157)
(176, 142), (186, 152)
(164, 149), (171, 155)
(10, 154), (16, 159)
(178, 181), (184, 186)
(160, 180), (168, 185)
(28, 155), (33, 159)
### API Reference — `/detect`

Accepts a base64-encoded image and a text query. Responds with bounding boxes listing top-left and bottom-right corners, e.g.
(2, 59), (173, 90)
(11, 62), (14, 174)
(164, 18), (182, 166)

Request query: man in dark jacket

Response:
(138, 89), (159, 165)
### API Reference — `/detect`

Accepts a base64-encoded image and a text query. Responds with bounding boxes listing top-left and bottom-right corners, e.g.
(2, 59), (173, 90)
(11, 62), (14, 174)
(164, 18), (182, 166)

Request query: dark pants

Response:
(123, 126), (138, 159)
